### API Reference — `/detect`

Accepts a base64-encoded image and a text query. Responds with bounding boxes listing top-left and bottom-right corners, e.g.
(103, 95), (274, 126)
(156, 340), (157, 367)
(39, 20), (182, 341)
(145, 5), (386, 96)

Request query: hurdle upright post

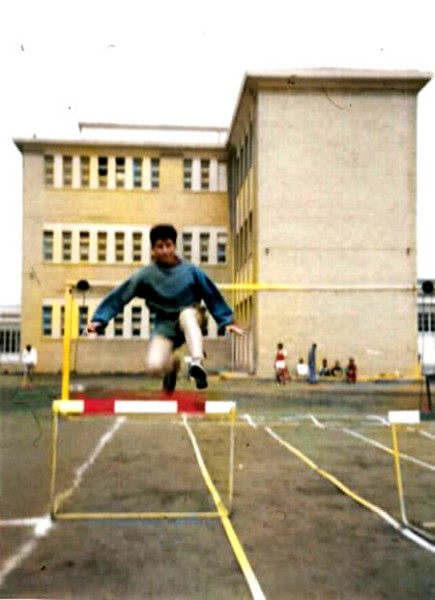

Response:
(61, 286), (74, 400)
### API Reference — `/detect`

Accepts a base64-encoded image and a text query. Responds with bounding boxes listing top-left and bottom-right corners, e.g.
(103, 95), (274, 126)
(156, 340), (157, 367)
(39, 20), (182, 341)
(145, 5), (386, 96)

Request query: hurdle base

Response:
(51, 510), (228, 521)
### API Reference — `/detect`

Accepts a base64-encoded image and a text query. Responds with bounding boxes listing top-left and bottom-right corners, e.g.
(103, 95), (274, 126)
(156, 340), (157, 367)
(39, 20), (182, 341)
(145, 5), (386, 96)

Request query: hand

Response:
(87, 322), (103, 334)
(225, 323), (246, 336)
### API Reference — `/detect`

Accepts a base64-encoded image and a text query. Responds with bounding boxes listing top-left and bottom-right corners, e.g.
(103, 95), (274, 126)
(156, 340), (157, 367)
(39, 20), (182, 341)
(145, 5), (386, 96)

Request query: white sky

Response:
(1, 0), (434, 305)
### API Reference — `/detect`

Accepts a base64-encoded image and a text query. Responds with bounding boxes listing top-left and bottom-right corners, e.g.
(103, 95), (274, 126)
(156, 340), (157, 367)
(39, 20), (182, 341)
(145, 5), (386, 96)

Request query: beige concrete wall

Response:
(37, 338), (232, 375)
(256, 290), (418, 379)
(254, 88), (418, 377)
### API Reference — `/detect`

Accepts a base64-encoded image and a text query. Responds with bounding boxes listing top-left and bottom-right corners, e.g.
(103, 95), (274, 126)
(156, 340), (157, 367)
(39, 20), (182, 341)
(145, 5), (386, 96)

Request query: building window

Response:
(418, 312), (435, 332)
(114, 313), (124, 337)
(79, 305), (88, 336)
(98, 156), (108, 187)
(131, 306), (142, 337)
(115, 232), (125, 262)
(151, 158), (160, 189)
(183, 159), (192, 190)
(62, 231), (72, 261)
(44, 155), (54, 187)
(201, 159), (210, 190)
(133, 157), (142, 188)
(200, 233), (210, 263)
(60, 306), (65, 337)
(97, 232), (107, 262)
(80, 156), (90, 187)
(217, 232), (227, 264)
(115, 157), (125, 188)
(62, 155), (73, 187)
(79, 231), (90, 262)
(42, 305), (53, 336)
(43, 230), (54, 261)
(0, 329), (20, 353)
(132, 232), (142, 262)
(182, 232), (192, 261)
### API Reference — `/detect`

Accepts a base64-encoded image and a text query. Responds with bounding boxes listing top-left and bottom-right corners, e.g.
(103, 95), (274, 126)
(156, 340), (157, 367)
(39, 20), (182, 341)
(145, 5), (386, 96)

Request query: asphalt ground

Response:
(1, 374), (434, 599)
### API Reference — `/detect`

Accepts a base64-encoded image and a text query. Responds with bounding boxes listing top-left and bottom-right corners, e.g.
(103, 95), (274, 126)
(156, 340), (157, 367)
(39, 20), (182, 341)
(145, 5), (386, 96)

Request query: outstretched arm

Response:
(225, 323), (246, 336)
(87, 271), (142, 333)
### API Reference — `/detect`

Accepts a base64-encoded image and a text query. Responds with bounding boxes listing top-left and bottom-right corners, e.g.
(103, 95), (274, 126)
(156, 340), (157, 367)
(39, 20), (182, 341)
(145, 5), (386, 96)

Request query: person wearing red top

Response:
(274, 343), (290, 384)
(345, 357), (357, 383)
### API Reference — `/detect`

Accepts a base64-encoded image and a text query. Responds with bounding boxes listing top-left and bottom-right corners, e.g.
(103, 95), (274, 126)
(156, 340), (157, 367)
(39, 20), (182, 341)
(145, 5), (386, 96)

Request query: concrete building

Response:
(15, 125), (232, 374)
(15, 69), (432, 378)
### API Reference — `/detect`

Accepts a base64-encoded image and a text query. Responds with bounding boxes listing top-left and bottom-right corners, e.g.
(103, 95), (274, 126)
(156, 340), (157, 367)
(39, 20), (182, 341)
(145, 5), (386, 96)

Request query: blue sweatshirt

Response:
(91, 260), (234, 339)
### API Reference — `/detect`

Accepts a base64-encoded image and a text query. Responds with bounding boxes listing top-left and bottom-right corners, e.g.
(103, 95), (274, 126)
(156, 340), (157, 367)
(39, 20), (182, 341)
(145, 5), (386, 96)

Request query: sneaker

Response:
(162, 357), (180, 393)
(189, 359), (208, 390)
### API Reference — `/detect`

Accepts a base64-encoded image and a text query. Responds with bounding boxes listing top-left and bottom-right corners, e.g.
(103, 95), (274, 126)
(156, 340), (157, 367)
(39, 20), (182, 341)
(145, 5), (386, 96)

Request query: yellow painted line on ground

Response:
(183, 416), (266, 600)
(54, 512), (222, 520)
(265, 426), (435, 554)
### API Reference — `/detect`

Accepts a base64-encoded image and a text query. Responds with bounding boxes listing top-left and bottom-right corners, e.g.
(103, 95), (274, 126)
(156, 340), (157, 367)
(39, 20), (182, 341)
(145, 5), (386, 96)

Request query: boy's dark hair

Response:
(150, 224), (177, 247)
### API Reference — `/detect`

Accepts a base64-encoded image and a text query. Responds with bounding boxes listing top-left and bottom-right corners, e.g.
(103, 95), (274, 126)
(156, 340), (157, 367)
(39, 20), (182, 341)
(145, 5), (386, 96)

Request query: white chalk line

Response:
(342, 427), (435, 472)
(0, 417), (125, 589)
(242, 413), (257, 428)
(266, 427), (435, 554)
(54, 416), (126, 508)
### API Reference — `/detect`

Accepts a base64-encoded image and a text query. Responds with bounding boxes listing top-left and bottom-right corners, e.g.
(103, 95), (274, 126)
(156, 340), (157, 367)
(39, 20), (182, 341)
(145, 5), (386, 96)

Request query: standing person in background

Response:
(345, 357), (357, 383)
(88, 224), (245, 392)
(308, 343), (317, 384)
(22, 344), (38, 387)
(274, 342), (290, 385)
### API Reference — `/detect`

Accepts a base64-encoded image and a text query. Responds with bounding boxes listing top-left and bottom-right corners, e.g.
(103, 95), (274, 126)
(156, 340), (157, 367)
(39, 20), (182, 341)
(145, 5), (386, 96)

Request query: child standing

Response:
(22, 344), (38, 386)
(345, 357), (357, 383)
(88, 224), (244, 392)
(274, 343), (290, 384)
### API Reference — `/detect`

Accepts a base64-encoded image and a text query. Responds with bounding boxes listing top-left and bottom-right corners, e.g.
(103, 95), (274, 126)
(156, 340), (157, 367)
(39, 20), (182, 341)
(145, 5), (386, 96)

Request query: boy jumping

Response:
(87, 224), (244, 392)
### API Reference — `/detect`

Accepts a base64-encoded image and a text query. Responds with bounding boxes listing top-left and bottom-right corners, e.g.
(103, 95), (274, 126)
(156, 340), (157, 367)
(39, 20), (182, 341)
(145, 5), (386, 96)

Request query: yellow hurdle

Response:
(50, 398), (236, 521)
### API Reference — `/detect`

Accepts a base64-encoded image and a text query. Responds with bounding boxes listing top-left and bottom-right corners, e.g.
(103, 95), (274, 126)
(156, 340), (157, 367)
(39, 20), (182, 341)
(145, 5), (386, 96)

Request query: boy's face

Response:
(152, 238), (177, 265)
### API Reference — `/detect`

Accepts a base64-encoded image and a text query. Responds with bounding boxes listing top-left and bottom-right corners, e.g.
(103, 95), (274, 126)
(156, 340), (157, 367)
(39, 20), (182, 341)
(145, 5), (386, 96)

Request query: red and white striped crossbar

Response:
(388, 410), (435, 424)
(52, 399), (236, 416)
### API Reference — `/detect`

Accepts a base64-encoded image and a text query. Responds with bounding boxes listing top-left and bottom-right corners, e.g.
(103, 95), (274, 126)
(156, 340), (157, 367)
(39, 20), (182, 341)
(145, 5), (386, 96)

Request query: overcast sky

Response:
(1, 0), (434, 304)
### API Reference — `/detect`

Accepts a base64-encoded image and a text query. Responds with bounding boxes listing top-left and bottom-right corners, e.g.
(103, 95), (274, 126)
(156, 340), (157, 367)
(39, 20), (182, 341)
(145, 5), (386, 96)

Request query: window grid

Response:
(62, 156), (73, 187)
(97, 232), (107, 262)
(131, 306), (142, 337)
(200, 233), (210, 263)
(79, 306), (88, 335)
(80, 156), (90, 187)
(151, 158), (160, 189)
(418, 312), (435, 332)
(0, 330), (21, 353)
(60, 306), (65, 337)
(43, 231), (54, 261)
(182, 232), (192, 261)
(133, 157), (142, 188)
(44, 155), (54, 187)
(217, 232), (227, 264)
(42, 306), (53, 336)
(79, 231), (90, 261)
(200, 159), (210, 190)
(132, 232), (142, 262)
(114, 313), (124, 337)
(98, 157), (108, 187)
(183, 159), (192, 190)
(115, 157), (125, 188)
(62, 231), (72, 261)
(115, 232), (125, 262)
